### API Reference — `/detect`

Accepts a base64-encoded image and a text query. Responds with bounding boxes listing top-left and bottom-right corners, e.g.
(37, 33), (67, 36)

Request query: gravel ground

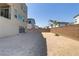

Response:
(0, 32), (47, 56)
(42, 32), (79, 56)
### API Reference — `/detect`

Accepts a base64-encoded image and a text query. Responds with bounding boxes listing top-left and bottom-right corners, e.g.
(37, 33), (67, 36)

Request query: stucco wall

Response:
(9, 3), (27, 28)
(0, 16), (19, 37)
(0, 3), (27, 37)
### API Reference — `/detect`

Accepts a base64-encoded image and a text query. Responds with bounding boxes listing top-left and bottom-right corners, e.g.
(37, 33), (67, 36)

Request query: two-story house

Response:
(0, 3), (27, 37)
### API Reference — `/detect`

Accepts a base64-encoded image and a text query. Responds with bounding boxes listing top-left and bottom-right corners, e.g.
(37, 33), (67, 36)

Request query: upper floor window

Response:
(0, 8), (11, 19)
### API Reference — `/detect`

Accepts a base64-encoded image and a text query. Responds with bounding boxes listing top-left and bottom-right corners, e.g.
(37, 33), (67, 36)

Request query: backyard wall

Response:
(38, 28), (50, 32)
(51, 24), (79, 40)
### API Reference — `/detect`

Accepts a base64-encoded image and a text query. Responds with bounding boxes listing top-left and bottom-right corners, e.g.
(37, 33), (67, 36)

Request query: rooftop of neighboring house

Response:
(73, 14), (79, 18)
(57, 22), (69, 24)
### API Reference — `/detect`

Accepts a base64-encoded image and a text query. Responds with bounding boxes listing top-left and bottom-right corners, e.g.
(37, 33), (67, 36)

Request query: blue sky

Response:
(27, 3), (79, 27)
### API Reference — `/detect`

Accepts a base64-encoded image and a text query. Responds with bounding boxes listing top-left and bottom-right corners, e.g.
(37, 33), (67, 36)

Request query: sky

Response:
(27, 3), (79, 27)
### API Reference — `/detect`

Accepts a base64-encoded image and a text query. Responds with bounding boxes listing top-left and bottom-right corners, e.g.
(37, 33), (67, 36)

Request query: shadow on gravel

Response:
(40, 33), (47, 56)
(42, 38), (47, 56)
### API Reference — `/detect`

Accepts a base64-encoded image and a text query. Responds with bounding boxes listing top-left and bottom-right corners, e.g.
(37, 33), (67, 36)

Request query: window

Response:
(75, 21), (77, 23)
(29, 21), (31, 24)
(0, 8), (10, 19)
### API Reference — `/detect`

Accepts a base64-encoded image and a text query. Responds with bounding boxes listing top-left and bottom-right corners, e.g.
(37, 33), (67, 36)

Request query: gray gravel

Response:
(0, 32), (47, 56)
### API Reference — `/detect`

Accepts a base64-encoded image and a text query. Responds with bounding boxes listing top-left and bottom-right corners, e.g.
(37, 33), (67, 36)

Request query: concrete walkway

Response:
(0, 32), (47, 56)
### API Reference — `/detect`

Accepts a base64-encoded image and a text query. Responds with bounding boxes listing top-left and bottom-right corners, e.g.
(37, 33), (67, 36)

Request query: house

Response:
(49, 20), (69, 28)
(27, 18), (35, 30)
(56, 22), (69, 27)
(73, 14), (79, 24)
(52, 22), (69, 28)
(0, 3), (27, 37)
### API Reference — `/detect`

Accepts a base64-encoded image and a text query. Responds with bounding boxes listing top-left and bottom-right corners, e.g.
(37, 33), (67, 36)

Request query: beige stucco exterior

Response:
(0, 3), (27, 37)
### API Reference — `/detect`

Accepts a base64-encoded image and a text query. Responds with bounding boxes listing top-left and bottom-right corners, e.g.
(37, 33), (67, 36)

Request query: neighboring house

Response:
(0, 3), (27, 37)
(35, 25), (39, 29)
(73, 14), (79, 24)
(57, 22), (69, 27)
(49, 20), (69, 28)
(27, 18), (35, 30)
